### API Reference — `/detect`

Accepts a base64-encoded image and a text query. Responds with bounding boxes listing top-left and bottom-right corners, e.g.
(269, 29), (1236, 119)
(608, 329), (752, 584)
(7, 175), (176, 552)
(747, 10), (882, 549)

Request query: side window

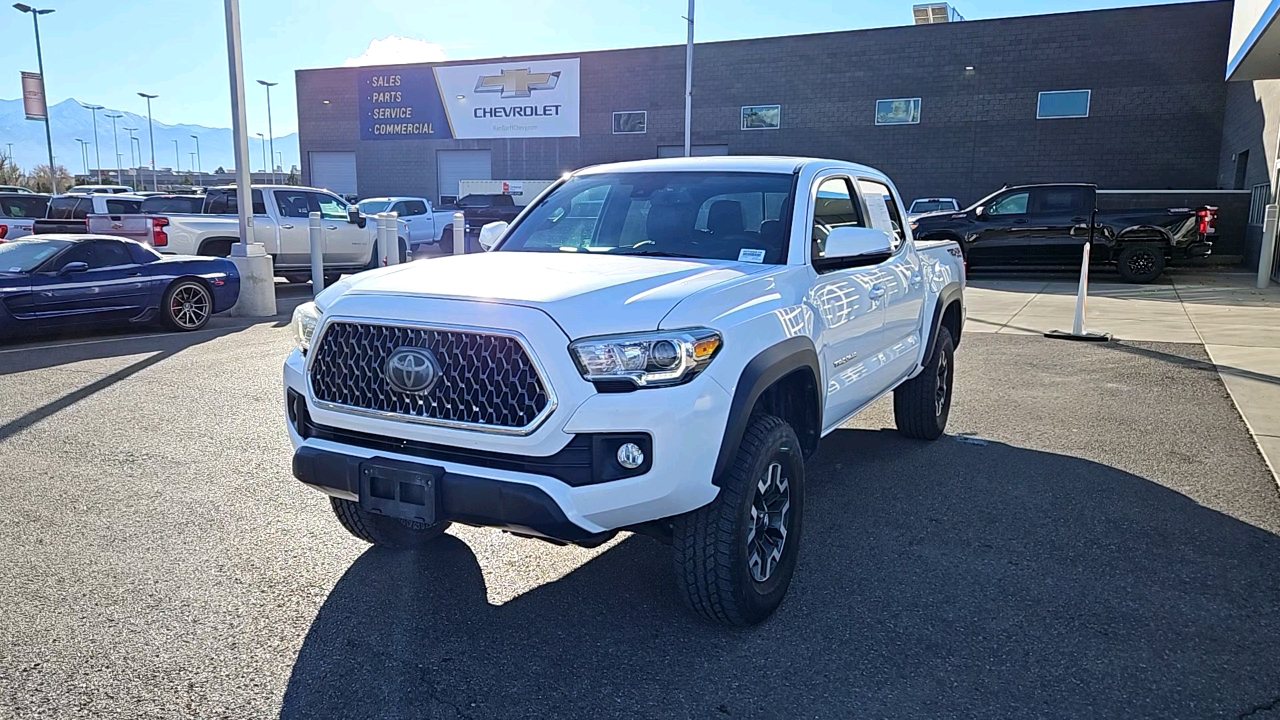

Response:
(857, 179), (905, 250)
(390, 201), (408, 216)
(252, 189), (267, 216)
(1, 196), (47, 217)
(811, 177), (863, 262)
(207, 190), (267, 215)
(1034, 187), (1087, 215)
(314, 193), (349, 221)
(405, 200), (428, 216)
(94, 240), (134, 267)
(53, 242), (94, 270)
(988, 191), (1030, 216)
(105, 199), (141, 214)
(72, 198), (93, 219)
(48, 197), (81, 220)
(273, 190), (312, 219)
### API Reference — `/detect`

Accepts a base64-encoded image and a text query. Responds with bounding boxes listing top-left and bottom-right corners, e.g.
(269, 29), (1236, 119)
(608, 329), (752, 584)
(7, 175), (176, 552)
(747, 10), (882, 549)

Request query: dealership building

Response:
(296, 0), (1280, 267)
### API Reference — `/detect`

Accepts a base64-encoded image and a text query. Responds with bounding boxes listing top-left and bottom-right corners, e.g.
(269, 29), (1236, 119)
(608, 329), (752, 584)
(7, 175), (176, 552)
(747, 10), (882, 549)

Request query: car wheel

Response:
(329, 497), (451, 549)
(672, 414), (804, 627)
(161, 279), (213, 332)
(1116, 244), (1166, 283)
(323, 273), (343, 286)
(440, 228), (454, 254)
(894, 325), (954, 440)
(281, 274), (310, 284)
(398, 237), (409, 264)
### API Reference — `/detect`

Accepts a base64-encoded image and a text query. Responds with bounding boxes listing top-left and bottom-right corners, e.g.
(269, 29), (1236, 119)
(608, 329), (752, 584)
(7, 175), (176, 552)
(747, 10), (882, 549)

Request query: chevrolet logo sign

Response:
(474, 68), (560, 99)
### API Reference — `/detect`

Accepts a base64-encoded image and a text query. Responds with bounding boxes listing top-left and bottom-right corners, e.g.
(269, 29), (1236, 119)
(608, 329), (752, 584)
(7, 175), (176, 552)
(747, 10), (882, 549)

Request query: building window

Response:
(1037, 90), (1090, 119)
(875, 98), (921, 125)
(741, 105), (781, 130)
(612, 111), (647, 134)
(1249, 183), (1270, 226)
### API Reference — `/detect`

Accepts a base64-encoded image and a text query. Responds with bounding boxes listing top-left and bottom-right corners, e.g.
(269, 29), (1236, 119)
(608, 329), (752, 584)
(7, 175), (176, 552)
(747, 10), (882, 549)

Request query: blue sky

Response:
(2, 0), (1202, 137)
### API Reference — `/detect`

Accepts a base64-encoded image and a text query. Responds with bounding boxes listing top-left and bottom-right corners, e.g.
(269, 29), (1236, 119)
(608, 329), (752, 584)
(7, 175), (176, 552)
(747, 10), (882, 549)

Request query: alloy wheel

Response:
(170, 285), (211, 330)
(1128, 251), (1156, 277)
(747, 461), (791, 583)
(935, 351), (950, 417)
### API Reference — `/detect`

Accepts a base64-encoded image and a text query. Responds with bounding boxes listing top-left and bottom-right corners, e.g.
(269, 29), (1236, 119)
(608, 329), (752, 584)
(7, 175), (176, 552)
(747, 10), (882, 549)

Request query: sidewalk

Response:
(966, 270), (1280, 482)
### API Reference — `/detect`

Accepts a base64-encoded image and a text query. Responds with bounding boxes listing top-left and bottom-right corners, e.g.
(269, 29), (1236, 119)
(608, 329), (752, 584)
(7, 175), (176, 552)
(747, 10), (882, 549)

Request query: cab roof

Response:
(574, 155), (883, 177)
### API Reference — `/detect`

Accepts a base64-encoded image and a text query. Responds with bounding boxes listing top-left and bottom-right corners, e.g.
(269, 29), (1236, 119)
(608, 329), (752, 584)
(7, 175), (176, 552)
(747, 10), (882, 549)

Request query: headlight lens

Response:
(292, 301), (320, 352)
(569, 328), (722, 388)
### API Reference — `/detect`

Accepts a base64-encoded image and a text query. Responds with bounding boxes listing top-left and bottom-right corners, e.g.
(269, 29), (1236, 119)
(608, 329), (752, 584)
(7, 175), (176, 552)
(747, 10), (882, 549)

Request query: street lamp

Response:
(14, 3), (58, 193)
(74, 137), (87, 177)
(190, 134), (201, 187)
(256, 132), (266, 176)
(256, 79), (278, 184)
(105, 112), (123, 187)
(172, 138), (180, 175)
(137, 91), (158, 190)
(80, 102), (103, 183)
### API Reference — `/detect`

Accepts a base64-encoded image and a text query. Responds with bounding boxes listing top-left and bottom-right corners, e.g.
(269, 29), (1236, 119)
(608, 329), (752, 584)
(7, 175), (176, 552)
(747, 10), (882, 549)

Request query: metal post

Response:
(191, 134), (202, 187)
(224, 0), (256, 255)
(683, 0), (694, 158)
(172, 139), (180, 174)
(1259, 205), (1277, 290)
(258, 79), (278, 184)
(138, 92), (158, 190)
(106, 113), (123, 188)
(453, 211), (465, 255)
(309, 211), (324, 295)
(17, 5), (60, 194)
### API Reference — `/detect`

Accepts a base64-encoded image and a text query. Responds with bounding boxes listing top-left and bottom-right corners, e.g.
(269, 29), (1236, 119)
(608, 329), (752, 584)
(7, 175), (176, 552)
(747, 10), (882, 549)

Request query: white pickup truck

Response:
(284, 157), (965, 626)
(356, 196), (455, 253)
(88, 185), (399, 281)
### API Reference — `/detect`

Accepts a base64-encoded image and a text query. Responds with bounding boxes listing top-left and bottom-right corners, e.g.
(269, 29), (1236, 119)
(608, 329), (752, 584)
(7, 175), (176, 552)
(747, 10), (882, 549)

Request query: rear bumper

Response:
(1185, 240), (1213, 258)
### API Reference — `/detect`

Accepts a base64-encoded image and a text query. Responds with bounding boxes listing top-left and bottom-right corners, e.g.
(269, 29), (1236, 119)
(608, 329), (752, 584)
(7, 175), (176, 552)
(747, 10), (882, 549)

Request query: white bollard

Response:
(1258, 204), (1277, 290)
(453, 211), (466, 255)
(309, 211), (324, 296)
(376, 212), (391, 267)
(385, 211), (400, 266)
(1045, 241), (1110, 342)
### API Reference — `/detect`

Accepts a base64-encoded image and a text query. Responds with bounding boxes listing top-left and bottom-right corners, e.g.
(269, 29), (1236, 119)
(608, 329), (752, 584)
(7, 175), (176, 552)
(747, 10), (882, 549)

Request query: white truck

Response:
(355, 196), (455, 253)
(88, 185), (399, 282)
(284, 157), (966, 626)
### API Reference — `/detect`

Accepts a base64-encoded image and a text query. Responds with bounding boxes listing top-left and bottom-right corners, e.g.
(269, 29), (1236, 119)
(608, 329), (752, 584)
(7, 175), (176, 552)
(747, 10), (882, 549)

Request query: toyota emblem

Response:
(385, 347), (441, 395)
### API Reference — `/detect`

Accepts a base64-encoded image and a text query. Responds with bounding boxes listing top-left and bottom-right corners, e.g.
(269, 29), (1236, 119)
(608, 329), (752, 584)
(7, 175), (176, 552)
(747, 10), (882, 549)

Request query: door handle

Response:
(910, 272), (923, 287)
(281, 224), (294, 229)
(1071, 217), (1088, 223)
(868, 284), (886, 300)
(326, 225), (338, 230)
(1012, 219), (1029, 225)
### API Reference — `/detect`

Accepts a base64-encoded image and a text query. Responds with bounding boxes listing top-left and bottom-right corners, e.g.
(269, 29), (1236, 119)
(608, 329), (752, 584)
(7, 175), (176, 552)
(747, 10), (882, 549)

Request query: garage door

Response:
(309, 152), (357, 197)
(437, 150), (492, 204)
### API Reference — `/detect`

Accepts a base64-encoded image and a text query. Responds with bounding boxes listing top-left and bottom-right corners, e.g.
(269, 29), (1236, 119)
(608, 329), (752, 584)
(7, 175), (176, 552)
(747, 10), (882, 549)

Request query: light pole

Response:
(138, 91), (158, 190)
(256, 132), (266, 176)
(276, 151), (282, 179)
(14, 4), (58, 193)
(684, 0), (694, 157)
(5, 143), (12, 161)
(128, 133), (141, 189)
(80, 102), (103, 182)
(105, 112), (122, 187)
(256, 79), (278, 183)
(190, 134), (201, 187)
(75, 138), (87, 177)
(172, 138), (180, 174)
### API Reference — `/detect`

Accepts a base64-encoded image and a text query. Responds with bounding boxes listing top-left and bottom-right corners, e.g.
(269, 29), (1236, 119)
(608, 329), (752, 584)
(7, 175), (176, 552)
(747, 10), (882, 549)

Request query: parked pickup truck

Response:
(285, 156), (966, 626)
(33, 193), (144, 235)
(0, 192), (49, 240)
(911, 183), (1216, 283)
(87, 185), (400, 282)
(439, 193), (524, 250)
(356, 196), (455, 253)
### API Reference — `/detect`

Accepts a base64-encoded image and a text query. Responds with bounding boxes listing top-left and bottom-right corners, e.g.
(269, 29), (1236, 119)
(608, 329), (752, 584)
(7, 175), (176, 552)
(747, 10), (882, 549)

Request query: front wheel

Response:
(1115, 244), (1166, 283)
(672, 414), (804, 627)
(894, 325), (954, 440)
(329, 497), (451, 549)
(161, 279), (213, 332)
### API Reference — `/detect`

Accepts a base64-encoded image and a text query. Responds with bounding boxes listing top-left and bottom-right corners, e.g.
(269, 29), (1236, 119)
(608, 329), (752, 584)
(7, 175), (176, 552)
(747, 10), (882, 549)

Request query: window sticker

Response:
(738, 248), (766, 263)
(863, 191), (894, 234)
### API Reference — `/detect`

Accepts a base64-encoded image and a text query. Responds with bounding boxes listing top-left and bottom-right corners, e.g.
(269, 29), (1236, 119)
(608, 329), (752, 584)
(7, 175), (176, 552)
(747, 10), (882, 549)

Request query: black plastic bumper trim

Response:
(292, 445), (603, 543)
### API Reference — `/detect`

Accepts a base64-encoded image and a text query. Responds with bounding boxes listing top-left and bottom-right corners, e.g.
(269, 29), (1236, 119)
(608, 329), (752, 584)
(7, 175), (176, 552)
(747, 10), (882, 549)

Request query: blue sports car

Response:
(0, 234), (241, 336)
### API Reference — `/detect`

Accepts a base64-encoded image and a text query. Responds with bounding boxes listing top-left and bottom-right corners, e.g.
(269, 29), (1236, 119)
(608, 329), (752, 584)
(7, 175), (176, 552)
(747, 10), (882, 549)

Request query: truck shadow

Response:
(281, 429), (1280, 720)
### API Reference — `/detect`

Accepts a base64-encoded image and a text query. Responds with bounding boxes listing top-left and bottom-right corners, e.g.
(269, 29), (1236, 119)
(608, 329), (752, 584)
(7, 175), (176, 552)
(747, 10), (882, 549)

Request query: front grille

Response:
(309, 321), (551, 431)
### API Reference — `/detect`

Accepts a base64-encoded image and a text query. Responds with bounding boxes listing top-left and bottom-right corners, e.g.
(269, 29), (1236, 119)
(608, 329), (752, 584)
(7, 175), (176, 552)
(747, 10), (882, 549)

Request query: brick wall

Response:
(297, 0), (1232, 206)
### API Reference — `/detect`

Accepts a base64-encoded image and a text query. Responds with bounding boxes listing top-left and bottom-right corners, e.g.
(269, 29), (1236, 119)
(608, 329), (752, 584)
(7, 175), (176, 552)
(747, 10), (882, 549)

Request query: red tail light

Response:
(1196, 206), (1218, 235)
(0, 224), (7, 240)
(151, 216), (169, 247)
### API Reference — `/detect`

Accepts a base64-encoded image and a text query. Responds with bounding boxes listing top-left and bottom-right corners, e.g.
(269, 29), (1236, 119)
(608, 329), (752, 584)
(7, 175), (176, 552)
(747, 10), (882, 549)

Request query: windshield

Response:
(497, 172), (795, 263)
(358, 200), (392, 214)
(0, 237), (73, 272)
(910, 200), (957, 213)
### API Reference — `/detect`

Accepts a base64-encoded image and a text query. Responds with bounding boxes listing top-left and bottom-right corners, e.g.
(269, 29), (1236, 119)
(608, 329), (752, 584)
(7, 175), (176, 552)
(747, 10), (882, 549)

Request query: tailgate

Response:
(87, 213), (151, 242)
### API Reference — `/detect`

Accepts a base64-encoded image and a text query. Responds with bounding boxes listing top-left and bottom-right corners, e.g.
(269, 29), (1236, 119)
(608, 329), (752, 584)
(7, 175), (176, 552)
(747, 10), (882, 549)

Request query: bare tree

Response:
(27, 164), (73, 194)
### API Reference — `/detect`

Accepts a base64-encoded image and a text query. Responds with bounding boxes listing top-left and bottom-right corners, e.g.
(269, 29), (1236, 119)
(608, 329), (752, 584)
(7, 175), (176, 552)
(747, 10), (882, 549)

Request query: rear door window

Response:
(274, 190), (313, 219)
(1033, 187), (1088, 215)
(857, 179), (905, 250)
(0, 196), (47, 218)
(48, 196), (84, 220)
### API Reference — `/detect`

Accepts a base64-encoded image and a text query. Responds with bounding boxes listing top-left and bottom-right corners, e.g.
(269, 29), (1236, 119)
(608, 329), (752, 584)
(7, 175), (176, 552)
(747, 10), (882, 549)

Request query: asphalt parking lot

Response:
(2, 290), (1280, 719)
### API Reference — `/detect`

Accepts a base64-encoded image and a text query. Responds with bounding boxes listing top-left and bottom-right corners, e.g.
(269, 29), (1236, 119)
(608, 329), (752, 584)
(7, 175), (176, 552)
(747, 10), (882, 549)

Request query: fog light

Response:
(616, 442), (645, 469)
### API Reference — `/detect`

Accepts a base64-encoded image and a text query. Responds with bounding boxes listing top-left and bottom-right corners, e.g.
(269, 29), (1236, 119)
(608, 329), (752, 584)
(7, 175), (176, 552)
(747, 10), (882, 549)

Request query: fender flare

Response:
(712, 336), (822, 484)
(922, 282), (965, 366)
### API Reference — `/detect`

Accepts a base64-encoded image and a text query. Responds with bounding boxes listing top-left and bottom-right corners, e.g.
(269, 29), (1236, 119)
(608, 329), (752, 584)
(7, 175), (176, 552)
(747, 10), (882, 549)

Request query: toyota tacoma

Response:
(285, 157), (965, 626)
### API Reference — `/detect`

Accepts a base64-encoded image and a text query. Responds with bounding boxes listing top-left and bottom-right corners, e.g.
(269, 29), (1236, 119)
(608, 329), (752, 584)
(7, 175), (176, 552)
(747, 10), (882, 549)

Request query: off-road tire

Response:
(672, 414), (805, 627)
(329, 497), (451, 549)
(1115, 243), (1166, 284)
(894, 326), (955, 440)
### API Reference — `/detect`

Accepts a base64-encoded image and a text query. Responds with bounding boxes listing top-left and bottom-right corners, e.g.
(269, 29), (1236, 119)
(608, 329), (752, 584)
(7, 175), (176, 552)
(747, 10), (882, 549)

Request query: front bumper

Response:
(284, 342), (731, 541)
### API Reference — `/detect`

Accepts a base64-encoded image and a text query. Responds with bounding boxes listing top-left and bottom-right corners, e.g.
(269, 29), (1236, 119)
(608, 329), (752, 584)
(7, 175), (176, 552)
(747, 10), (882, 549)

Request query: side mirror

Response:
(348, 208), (366, 228)
(974, 206), (985, 218)
(823, 226), (894, 261)
(58, 261), (89, 275)
(477, 221), (508, 251)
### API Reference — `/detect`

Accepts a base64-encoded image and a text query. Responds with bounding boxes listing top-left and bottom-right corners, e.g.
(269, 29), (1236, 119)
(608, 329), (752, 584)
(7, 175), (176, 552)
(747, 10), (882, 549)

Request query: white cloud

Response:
(343, 36), (447, 67)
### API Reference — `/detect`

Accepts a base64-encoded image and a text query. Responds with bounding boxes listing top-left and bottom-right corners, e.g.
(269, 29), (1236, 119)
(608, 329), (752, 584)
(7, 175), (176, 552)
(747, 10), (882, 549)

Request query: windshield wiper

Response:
(612, 250), (702, 259)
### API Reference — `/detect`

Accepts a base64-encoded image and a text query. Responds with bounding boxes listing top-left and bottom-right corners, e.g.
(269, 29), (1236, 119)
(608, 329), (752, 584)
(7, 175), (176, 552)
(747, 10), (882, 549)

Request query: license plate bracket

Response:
(358, 458), (441, 525)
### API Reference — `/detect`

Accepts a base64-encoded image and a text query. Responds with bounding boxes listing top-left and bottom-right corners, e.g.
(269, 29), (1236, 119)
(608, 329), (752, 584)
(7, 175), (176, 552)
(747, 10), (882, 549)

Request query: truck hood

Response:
(336, 252), (764, 338)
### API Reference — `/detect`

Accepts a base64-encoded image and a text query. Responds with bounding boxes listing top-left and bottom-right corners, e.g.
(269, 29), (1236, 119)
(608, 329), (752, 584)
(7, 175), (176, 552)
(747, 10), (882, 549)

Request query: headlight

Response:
(569, 328), (722, 388)
(292, 301), (320, 352)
